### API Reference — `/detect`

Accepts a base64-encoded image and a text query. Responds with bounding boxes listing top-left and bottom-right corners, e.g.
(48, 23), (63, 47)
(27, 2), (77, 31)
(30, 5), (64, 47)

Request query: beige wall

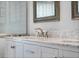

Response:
(27, 1), (79, 38)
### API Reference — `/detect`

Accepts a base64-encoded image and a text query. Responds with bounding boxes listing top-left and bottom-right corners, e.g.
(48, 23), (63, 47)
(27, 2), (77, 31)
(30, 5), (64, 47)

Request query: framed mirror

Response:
(33, 1), (60, 22)
(72, 1), (79, 19)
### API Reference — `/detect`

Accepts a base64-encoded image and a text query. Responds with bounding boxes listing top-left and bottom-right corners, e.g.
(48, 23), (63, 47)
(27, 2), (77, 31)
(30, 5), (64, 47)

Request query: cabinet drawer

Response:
(42, 47), (58, 58)
(63, 50), (79, 58)
(24, 44), (41, 58)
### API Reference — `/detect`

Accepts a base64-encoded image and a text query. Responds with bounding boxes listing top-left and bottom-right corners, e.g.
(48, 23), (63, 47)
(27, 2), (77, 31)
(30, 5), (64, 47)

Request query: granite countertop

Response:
(6, 36), (79, 47)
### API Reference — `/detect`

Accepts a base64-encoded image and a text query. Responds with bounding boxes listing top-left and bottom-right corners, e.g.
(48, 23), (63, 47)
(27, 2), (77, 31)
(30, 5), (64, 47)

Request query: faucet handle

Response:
(44, 31), (48, 38)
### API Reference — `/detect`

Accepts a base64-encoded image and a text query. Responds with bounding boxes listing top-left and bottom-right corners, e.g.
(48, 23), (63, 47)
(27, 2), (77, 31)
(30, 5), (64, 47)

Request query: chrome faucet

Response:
(35, 28), (48, 38)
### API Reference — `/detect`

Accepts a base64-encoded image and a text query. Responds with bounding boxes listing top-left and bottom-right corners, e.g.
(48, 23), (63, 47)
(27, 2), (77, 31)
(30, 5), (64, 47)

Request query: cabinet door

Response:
(42, 47), (58, 58)
(63, 50), (79, 58)
(24, 44), (41, 58)
(15, 42), (23, 58)
(5, 40), (16, 58)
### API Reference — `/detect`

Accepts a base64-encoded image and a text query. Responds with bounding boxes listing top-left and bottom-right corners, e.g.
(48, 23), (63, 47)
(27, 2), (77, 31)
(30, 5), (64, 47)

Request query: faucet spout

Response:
(35, 28), (48, 38)
(35, 28), (44, 37)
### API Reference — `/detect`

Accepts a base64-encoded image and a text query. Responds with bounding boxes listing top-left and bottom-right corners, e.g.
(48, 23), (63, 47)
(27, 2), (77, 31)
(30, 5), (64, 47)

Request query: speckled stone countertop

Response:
(5, 36), (79, 47)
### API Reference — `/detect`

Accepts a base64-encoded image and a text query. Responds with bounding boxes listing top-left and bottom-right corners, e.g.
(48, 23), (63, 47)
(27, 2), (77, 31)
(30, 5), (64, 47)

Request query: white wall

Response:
(27, 1), (79, 38)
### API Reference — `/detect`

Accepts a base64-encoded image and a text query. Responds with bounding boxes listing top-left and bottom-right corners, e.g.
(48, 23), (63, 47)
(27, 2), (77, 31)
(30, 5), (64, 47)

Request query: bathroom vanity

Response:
(4, 36), (79, 58)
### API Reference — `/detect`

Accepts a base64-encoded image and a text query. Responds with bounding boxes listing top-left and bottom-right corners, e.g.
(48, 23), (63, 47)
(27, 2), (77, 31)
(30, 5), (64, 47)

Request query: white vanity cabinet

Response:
(41, 47), (59, 58)
(24, 44), (41, 58)
(5, 39), (79, 58)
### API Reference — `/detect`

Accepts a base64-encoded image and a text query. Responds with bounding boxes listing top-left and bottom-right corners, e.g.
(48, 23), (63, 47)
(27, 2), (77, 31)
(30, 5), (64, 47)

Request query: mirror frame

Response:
(72, 1), (79, 19)
(33, 1), (60, 23)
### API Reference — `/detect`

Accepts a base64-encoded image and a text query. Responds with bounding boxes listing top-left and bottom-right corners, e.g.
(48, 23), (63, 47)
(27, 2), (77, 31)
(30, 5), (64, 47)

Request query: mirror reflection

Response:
(36, 1), (55, 18)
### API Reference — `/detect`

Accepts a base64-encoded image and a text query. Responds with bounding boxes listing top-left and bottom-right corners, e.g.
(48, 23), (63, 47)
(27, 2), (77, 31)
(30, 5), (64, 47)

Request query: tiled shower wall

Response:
(27, 1), (79, 39)
(0, 1), (27, 34)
